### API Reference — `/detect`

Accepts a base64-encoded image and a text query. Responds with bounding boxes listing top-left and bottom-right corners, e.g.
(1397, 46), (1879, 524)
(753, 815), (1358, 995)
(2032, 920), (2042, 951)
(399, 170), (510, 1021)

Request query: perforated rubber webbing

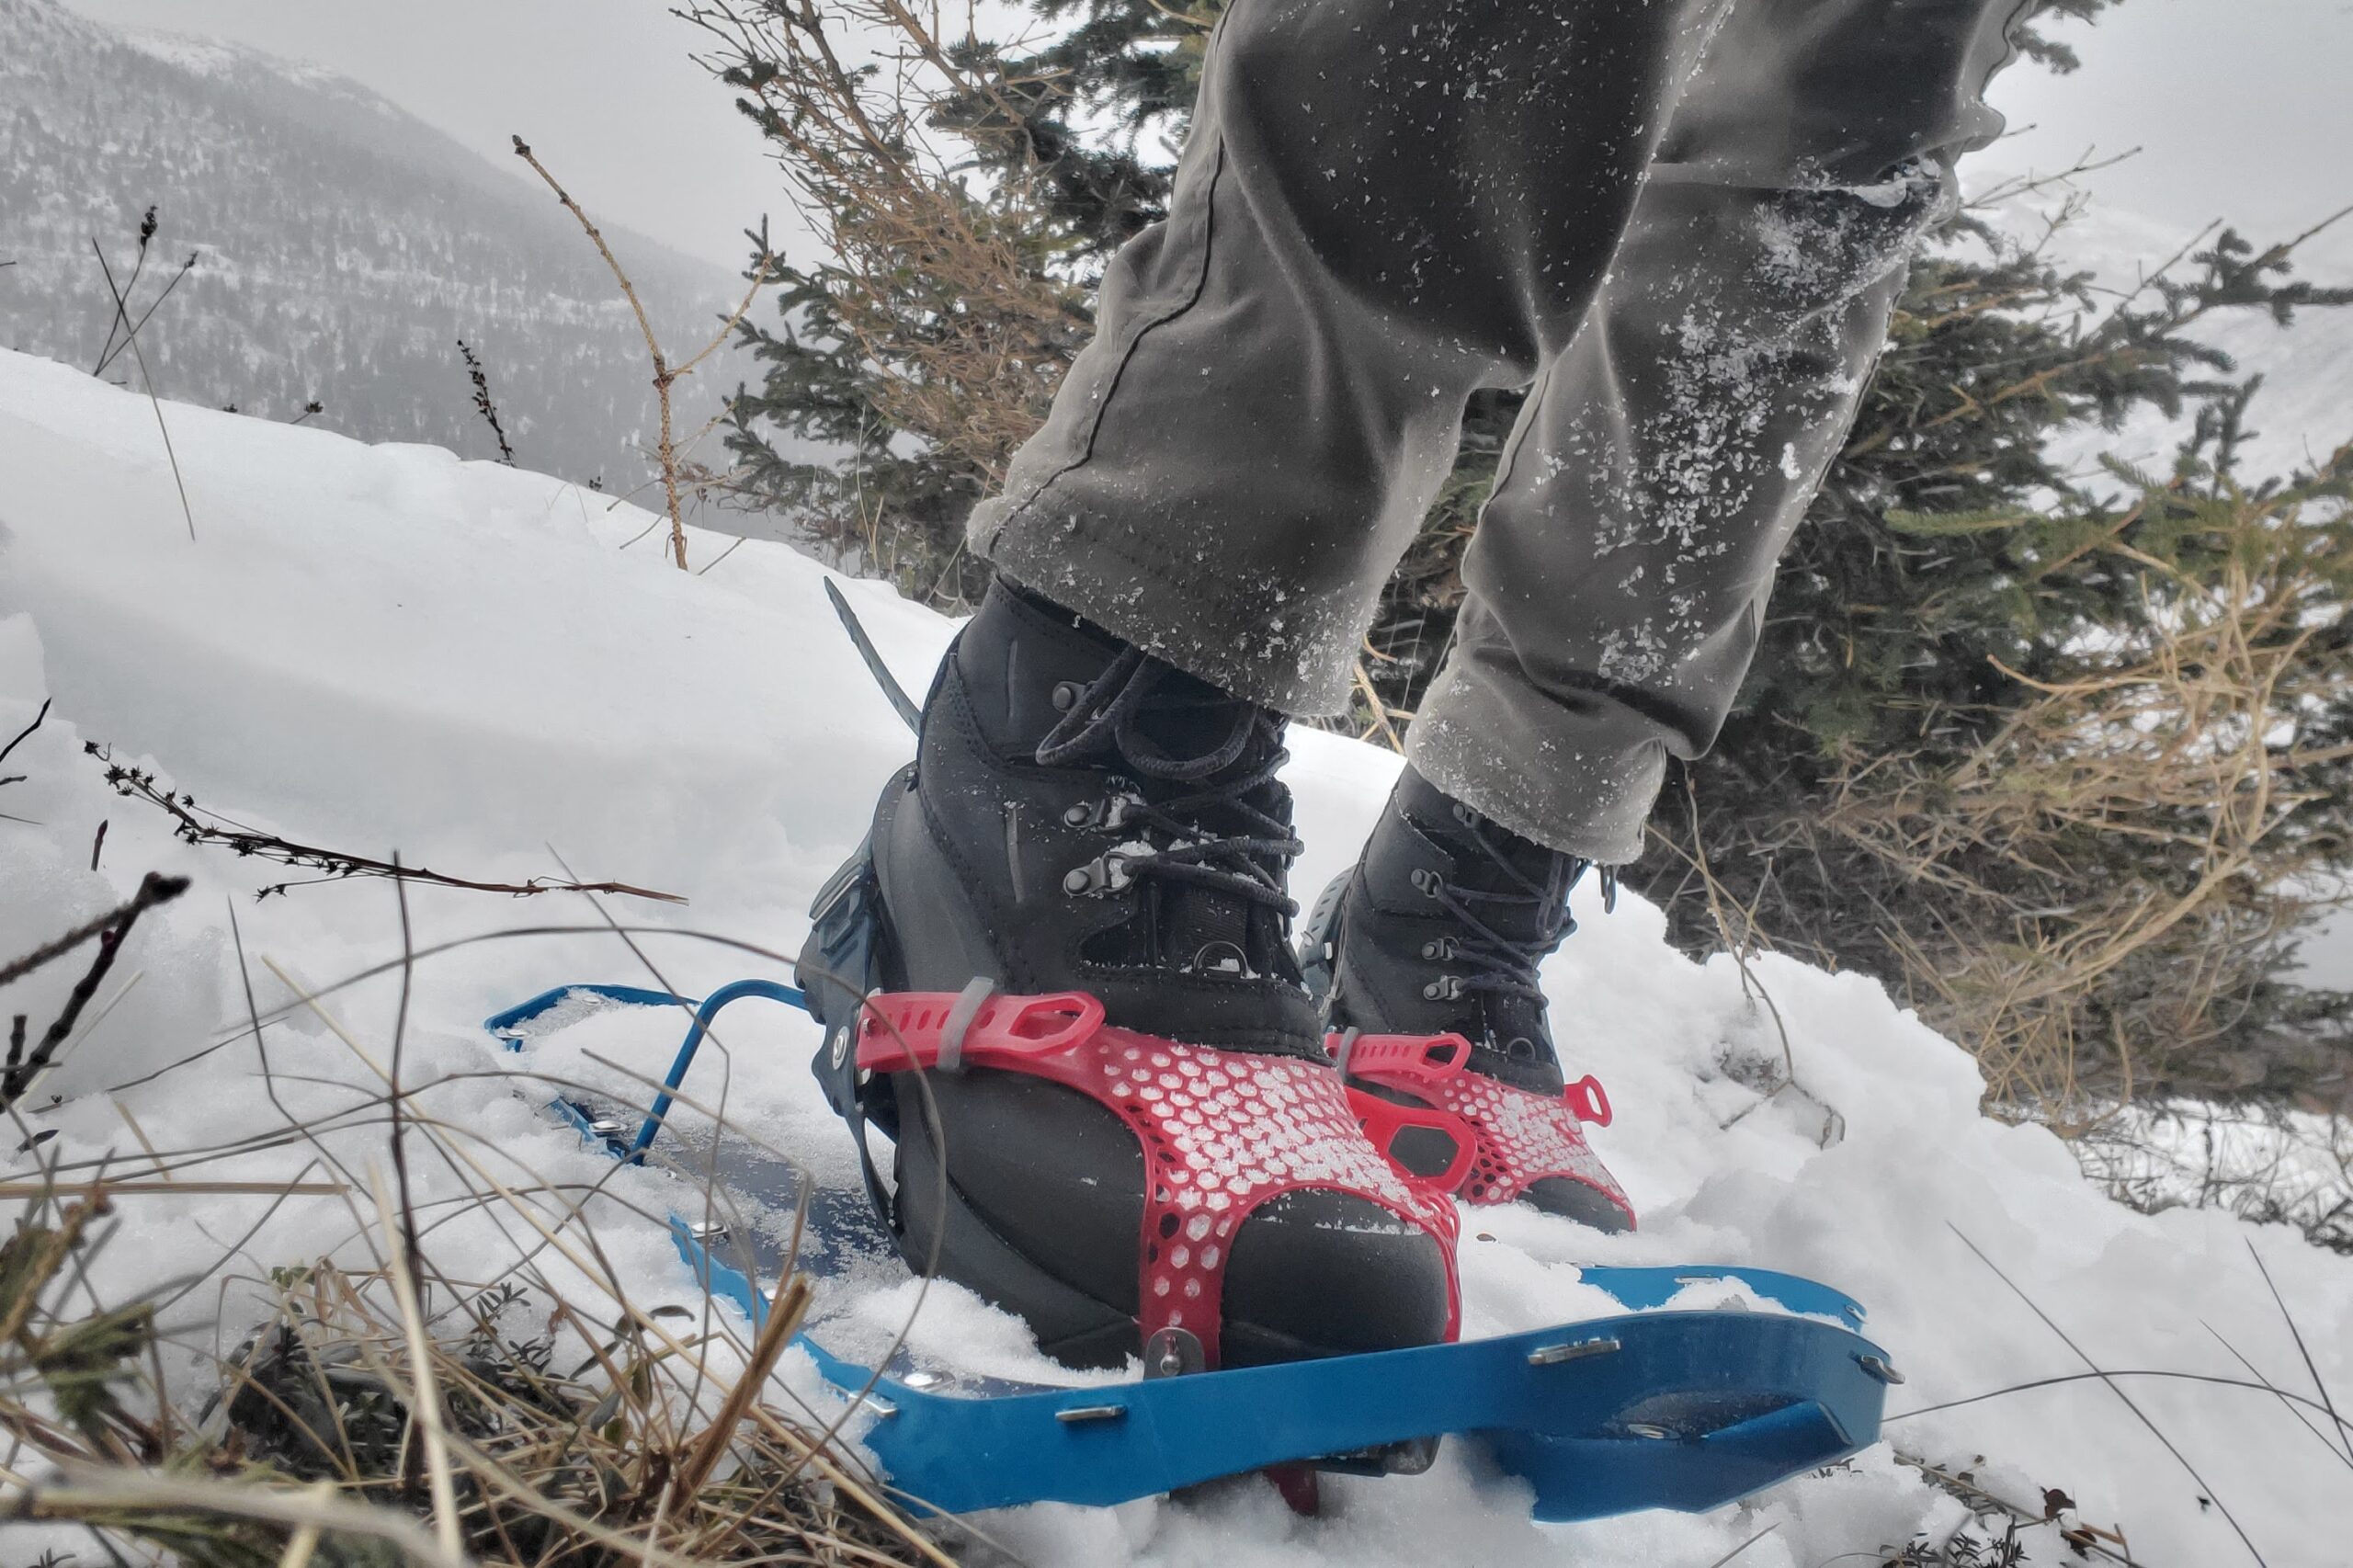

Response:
(1333, 1030), (1631, 1221)
(855, 991), (1463, 1369)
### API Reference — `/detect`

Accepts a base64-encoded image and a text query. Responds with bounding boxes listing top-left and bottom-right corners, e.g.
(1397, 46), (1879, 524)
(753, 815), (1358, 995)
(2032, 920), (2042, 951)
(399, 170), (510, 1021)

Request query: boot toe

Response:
(1521, 1175), (1634, 1233)
(1221, 1187), (1453, 1366)
(893, 1069), (1452, 1368)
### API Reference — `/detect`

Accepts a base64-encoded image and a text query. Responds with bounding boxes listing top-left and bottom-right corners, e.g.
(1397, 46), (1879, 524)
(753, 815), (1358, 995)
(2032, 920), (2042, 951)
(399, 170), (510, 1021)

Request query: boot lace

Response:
(1035, 648), (1302, 917)
(1418, 822), (1607, 1007)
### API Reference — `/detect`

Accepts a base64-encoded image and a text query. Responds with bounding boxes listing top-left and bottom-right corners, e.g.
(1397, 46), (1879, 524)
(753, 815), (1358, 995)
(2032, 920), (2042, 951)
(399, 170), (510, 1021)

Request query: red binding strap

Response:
(1328, 1028), (1632, 1222)
(856, 991), (1462, 1369)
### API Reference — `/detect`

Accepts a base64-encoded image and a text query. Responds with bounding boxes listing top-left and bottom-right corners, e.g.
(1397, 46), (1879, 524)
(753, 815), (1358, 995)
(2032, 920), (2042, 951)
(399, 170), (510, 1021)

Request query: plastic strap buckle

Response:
(1325, 1029), (1473, 1084)
(856, 990), (1105, 1072)
(1563, 1074), (1612, 1128)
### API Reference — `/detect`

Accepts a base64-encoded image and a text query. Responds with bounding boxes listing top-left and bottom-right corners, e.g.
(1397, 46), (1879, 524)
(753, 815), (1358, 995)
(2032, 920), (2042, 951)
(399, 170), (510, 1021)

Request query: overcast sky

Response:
(53, 0), (2353, 274)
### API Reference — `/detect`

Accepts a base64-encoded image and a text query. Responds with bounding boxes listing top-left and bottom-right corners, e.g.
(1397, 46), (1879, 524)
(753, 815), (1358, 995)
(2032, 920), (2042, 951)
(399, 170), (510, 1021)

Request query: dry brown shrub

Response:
(683, 0), (1088, 493)
(1803, 455), (2353, 1126)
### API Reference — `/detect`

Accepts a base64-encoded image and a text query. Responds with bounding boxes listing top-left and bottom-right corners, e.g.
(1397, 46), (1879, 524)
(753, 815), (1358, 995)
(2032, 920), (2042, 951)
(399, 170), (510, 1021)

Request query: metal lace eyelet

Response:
(1189, 941), (1254, 978)
(1419, 937), (1458, 960)
(1063, 853), (1136, 896)
(1409, 868), (1444, 898)
(1063, 794), (1137, 832)
(1050, 681), (1082, 711)
(1422, 975), (1463, 1002)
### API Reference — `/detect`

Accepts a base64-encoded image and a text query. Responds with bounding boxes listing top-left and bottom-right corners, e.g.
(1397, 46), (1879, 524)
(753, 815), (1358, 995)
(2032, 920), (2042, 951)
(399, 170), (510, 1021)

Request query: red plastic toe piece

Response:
(1331, 1029), (1633, 1224)
(856, 991), (1461, 1368)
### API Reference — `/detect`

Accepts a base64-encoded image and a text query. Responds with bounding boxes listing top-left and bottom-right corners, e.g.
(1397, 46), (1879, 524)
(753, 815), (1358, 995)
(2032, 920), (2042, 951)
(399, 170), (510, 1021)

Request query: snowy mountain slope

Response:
(0, 0), (748, 493)
(2, 346), (2349, 1565)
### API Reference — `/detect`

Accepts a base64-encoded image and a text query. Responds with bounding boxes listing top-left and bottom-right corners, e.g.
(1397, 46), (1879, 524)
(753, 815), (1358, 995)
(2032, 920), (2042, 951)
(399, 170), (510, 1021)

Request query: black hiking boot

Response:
(1300, 767), (1634, 1232)
(799, 578), (1453, 1369)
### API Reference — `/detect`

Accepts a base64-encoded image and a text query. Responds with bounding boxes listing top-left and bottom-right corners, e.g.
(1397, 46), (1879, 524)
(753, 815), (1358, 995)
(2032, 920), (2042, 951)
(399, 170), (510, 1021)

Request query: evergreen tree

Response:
(701, 0), (2353, 1108)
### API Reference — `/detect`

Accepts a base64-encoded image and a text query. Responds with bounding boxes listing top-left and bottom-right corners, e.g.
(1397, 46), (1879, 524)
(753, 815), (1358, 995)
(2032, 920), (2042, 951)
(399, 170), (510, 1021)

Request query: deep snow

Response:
(2, 347), (2348, 1566)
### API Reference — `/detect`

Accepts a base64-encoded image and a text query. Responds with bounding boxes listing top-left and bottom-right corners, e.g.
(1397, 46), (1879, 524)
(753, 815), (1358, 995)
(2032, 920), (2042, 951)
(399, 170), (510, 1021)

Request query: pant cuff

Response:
(1404, 658), (1667, 865)
(976, 497), (1366, 718)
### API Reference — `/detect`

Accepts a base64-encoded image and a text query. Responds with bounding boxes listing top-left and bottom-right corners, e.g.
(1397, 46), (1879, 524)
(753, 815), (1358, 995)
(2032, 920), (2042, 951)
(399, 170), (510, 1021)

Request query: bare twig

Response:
(2244, 1238), (2353, 1466)
(457, 339), (516, 465)
(90, 239), (196, 541)
(0, 872), (188, 991)
(96, 752), (685, 904)
(1949, 1224), (2268, 1565)
(2, 873), (189, 1111)
(0, 697), (49, 781)
(512, 136), (773, 570)
(94, 252), (199, 381)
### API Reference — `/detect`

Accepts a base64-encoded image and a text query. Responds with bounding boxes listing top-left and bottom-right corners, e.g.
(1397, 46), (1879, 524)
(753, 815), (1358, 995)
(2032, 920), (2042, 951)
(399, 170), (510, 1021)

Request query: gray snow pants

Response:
(971, 0), (2034, 863)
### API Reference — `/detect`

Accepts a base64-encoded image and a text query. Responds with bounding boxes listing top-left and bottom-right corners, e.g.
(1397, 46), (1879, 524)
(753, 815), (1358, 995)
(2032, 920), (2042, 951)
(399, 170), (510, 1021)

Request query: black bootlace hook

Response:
(1425, 816), (1595, 1006)
(1034, 650), (1303, 915)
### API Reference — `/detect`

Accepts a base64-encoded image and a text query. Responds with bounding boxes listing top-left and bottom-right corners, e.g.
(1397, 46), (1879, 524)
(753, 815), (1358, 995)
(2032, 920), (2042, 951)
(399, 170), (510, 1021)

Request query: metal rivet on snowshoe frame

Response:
(1055, 1403), (1129, 1424)
(900, 1369), (945, 1390)
(1856, 1354), (1905, 1385)
(1051, 681), (1082, 710)
(1143, 1326), (1206, 1380)
(1624, 1422), (1677, 1441)
(687, 1219), (729, 1243)
(1527, 1335), (1621, 1368)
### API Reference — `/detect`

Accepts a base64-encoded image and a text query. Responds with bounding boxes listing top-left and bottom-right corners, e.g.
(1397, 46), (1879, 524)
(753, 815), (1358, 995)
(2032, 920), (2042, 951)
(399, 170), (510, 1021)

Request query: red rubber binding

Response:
(856, 992), (1462, 1369)
(1329, 1029), (1633, 1223)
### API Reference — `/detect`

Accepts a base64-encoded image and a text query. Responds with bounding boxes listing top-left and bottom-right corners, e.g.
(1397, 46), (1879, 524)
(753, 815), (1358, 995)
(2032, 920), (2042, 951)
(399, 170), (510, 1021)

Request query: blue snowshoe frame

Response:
(487, 981), (1899, 1520)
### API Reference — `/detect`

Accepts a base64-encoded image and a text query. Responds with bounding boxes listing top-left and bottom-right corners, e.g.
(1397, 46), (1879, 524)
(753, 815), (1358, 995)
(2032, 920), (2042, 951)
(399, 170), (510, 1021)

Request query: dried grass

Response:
(1801, 456), (2353, 1125)
(0, 891), (962, 1568)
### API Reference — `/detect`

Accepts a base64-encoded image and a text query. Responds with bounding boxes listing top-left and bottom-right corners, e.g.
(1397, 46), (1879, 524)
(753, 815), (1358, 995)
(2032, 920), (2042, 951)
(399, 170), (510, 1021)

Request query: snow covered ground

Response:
(3, 347), (2350, 1565)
